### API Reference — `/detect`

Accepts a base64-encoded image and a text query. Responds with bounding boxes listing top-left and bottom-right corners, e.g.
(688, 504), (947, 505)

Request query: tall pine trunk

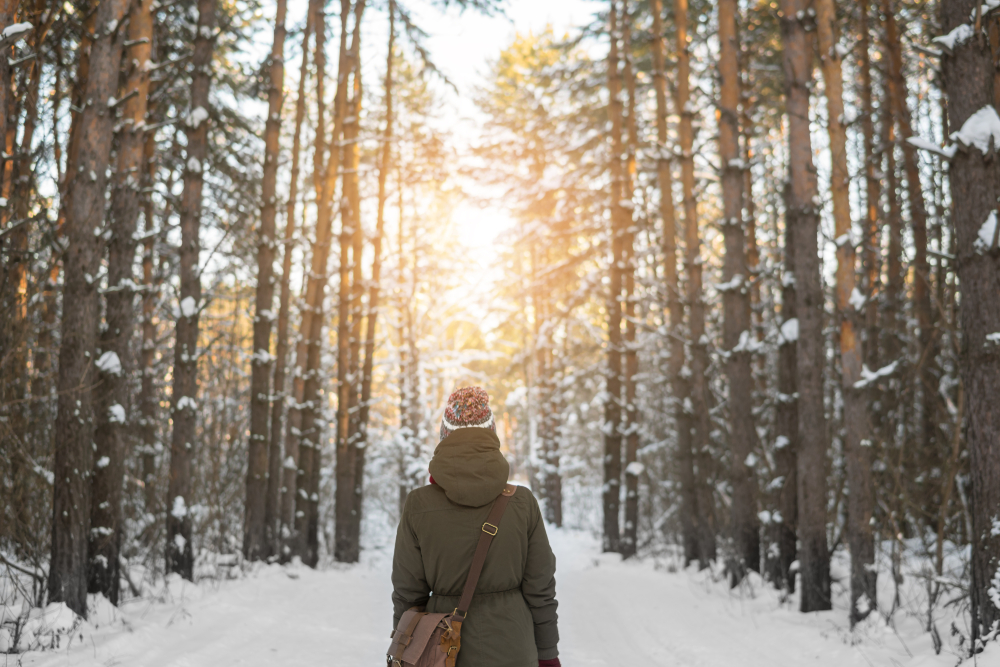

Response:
(779, 0), (831, 612)
(815, 0), (874, 624)
(298, 0), (361, 566)
(139, 93), (160, 512)
(341, 60), (365, 563)
(166, 0), (218, 580)
(272, 2), (314, 559)
(859, 0), (880, 375)
(718, 0), (759, 580)
(675, 0), (715, 565)
(620, 0), (640, 560)
(49, 0), (131, 614)
(939, 0), (1000, 642)
(90, 0), (154, 602)
(331, 0), (367, 564)
(650, 0), (695, 566)
(354, 0), (395, 550)
(882, 0), (935, 455)
(245, 0), (288, 562)
(775, 196), (799, 593)
(601, 0), (625, 554)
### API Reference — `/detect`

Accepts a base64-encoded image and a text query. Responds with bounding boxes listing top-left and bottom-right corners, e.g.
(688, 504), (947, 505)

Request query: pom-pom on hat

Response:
(440, 386), (496, 441)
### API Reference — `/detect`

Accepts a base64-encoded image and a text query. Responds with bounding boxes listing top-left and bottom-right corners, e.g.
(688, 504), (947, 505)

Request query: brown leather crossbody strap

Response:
(453, 484), (516, 619)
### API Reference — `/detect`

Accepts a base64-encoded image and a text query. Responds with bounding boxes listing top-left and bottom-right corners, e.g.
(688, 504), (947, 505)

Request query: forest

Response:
(1, 0), (999, 660)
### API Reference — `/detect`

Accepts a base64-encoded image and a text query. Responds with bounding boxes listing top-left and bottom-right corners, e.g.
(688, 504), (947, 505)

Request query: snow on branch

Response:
(0, 22), (32, 48)
(854, 360), (900, 389)
(95, 351), (123, 376)
(932, 24), (974, 52)
(951, 106), (1000, 153)
(906, 136), (957, 159)
(975, 211), (999, 253)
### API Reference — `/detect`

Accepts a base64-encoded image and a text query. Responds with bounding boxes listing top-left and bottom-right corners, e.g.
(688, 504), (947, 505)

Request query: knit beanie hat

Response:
(439, 386), (496, 441)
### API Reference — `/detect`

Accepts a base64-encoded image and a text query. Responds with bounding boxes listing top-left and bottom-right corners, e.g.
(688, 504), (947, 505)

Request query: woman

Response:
(391, 386), (561, 667)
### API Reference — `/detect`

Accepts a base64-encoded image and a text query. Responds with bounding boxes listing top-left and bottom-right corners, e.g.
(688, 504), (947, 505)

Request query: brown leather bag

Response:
(387, 484), (516, 667)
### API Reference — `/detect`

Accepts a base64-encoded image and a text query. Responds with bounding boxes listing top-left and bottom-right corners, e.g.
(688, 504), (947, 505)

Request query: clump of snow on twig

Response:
(95, 350), (122, 375)
(951, 105), (1000, 153)
(932, 23), (974, 51)
(975, 211), (999, 253)
(0, 22), (32, 42)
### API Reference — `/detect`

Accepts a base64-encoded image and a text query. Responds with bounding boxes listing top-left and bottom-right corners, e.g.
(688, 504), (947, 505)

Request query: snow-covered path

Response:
(22, 530), (965, 667)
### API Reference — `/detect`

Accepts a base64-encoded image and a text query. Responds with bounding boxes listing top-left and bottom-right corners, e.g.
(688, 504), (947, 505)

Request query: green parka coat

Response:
(391, 428), (560, 667)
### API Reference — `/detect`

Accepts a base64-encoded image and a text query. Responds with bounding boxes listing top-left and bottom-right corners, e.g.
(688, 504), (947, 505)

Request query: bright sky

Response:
(404, 0), (598, 254)
(268, 0), (599, 324)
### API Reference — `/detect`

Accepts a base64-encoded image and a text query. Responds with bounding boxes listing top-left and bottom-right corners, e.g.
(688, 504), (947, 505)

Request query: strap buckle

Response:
(482, 522), (498, 536)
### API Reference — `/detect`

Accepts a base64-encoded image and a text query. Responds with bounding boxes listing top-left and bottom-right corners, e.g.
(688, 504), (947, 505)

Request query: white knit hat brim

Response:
(441, 413), (495, 432)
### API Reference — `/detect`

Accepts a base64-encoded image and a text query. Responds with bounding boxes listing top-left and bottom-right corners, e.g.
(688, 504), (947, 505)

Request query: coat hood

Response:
(427, 428), (509, 508)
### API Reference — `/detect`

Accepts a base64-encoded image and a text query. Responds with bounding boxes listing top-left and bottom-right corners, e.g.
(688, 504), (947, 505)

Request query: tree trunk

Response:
(354, 0), (395, 551)
(245, 0), (288, 563)
(650, 0), (695, 566)
(290, 0), (333, 564)
(816, 0), (874, 624)
(675, 0), (715, 566)
(882, 0), (935, 455)
(271, 0), (313, 560)
(780, 0), (831, 612)
(939, 0), (1000, 642)
(619, 0), (640, 560)
(0, 4), (46, 537)
(49, 0), (131, 615)
(718, 0), (759, 580)
(89, 0), (154, 603)
(602, 0), (625, 554)
(166, 0), (218, 580)
(858, 0), (880, 374)
(298, 0), (362, 567)
(332, 0), (367, 565)
(775, 192), (799, 593)
(139, 99), (160, 512)
(341, 59), (365, 563)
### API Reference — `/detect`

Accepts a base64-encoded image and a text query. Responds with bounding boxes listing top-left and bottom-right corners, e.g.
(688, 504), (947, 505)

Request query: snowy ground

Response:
(10, 528), (994, 667)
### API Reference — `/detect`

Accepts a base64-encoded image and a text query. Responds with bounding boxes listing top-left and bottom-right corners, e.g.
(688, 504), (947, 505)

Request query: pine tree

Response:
(939, 0), (1000, 642)
(718, 0), (759, 580)
(166, 0), (219, 580)
(779, 0), (831, 612)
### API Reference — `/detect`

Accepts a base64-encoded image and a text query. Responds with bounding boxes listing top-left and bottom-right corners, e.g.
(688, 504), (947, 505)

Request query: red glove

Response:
(539, 659), (561, 667)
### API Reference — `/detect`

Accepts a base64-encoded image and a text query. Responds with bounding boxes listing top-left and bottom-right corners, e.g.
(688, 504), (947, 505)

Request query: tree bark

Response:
(775, 193), (799, 593)
(139, 96), (160, 512)
(779, 0), (831, 612)
(49, 0), (131, 615)
(602, 0), (625, 554)
(619, 0), (641, 560)
(245, 0), (288, 563)
(289, 0), (333, 564)
(650, 0), (696, 566)
(340, 57), (366, 563)
(353, 0), (395, 552)
(166, 0), (218, 580)
(718, 0), (759, 580)
(272, 0), (314, 560)
(675, 0), (715, 566)
(89, 0), (154, 603)
(882, 0), (935, 454)
(0, 3), (47, 538)
(858, 0), (880, 374)
(330, 0), (367, 565)
(939, 0), (1000, 642)
(297, 0), (362, 566)
(815, 0), (874, 624)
